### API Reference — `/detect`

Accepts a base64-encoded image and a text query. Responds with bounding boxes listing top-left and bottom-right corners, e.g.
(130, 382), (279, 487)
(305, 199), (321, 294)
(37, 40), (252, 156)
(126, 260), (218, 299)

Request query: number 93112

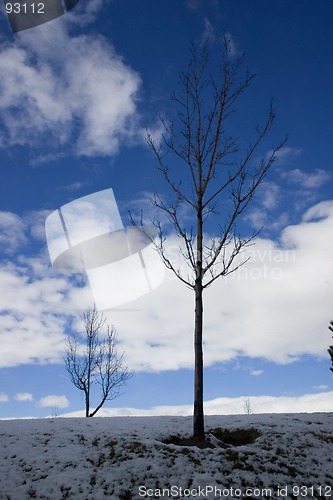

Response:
(5, 3), (45, 14)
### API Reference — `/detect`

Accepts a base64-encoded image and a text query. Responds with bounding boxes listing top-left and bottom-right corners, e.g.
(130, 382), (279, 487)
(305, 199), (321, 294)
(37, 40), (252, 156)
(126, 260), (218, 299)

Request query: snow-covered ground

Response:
(0, 413), (332, 499)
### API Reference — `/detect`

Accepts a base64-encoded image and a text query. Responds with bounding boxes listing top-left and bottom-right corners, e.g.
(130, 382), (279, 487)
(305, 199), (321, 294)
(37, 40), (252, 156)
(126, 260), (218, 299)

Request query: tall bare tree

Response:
(133, 39), (286, 439)
(65, 305), (132, 417)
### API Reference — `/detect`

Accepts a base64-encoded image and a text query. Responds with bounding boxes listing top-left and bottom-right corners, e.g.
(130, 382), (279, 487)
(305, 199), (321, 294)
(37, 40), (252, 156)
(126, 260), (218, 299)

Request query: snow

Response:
(0, 413), (332, 499)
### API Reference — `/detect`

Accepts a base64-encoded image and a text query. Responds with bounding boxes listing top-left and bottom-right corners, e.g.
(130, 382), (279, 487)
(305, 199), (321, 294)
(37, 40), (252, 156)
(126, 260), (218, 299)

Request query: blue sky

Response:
(0, 0), (332, 418)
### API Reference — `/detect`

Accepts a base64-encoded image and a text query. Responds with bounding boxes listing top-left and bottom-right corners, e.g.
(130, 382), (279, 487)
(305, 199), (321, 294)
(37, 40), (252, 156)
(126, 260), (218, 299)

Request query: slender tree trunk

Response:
(86, 338), (92, 417)
(193, 280), (204, 438)
(85, 387), (90, 417)
(193, 198), (204, 439)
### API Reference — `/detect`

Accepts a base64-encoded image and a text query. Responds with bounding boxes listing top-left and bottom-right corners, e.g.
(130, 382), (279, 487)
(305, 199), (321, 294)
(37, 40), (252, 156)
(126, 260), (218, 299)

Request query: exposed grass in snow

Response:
(0, 413), (332, 499)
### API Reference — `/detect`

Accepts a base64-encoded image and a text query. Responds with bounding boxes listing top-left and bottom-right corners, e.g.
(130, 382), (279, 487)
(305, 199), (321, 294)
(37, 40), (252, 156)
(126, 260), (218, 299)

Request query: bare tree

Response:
(243, 396), (253, 416)
(328, 320), (333, 373)
(132, 39), (286, 439)
(65, 305), (133, 417)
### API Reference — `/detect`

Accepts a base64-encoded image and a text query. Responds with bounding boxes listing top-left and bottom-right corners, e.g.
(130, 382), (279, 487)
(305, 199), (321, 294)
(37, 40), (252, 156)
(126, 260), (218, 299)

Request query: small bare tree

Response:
(243, 396), (253, 415)
(65, 305), (133, 417)
(328, 320), (333, 373)
(132, 39), (286, 439)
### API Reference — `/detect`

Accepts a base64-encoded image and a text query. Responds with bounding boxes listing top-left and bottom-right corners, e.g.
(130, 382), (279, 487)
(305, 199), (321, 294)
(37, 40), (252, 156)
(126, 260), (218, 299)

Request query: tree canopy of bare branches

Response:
(65, 305), (133, 417)
(131, 38), (286, 439)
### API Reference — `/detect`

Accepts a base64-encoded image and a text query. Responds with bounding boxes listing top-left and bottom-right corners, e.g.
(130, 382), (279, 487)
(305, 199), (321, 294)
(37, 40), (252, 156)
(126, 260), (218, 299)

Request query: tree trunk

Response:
(193, 280), (204, 438)
(193, 197), (204, 439)
(85, 387), (90, 417)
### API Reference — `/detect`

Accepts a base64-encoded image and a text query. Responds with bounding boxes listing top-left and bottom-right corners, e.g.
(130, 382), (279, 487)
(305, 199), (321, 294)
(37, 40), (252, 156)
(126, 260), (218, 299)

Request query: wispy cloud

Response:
(0, 212), (27, 253)
(0, 210), (50, 251)
(0, 393), (9, 403)
(260, 181), (280, 210)
(281, 168), (329, 189)
(244, 207), (289, 232)
(15, 393), (33, 402)
(250, 370), (264, 376)
(202, 17), (215, 43)
(37, 395), (69, 409)
(270, 146), (303, 165)
(64, 181), (90, 192)
(66, 0), (104, 27)
(224, 32), (241, 58)
(245, 161), (329, 233)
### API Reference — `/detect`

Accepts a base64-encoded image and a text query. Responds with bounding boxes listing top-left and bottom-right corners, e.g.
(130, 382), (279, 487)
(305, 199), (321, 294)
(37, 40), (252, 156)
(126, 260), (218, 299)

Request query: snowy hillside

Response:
(0, 413), (332, 499)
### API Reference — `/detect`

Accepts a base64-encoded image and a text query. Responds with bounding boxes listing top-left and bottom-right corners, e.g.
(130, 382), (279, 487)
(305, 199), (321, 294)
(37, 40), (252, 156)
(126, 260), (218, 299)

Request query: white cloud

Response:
(0, 212), (27, 253)
(0, 245), (79, 368)
(203, 392), (333, 415)
(0, 210), (97, 368)
(15, 393), (33, 402)
(0, 207), (97, 368)
(0, 209), (52, 254)
(106, 199), (333, 371)
(37, 395), (69, 409)
(260, 182), (280, 210)
(63, 391), (333, 417)
(0, 393), (9, 403)
(224, 32), (240, 58)
(67, 0), (104, 27)
(24, 210), (52, 242)
(0, 200), (332, 373)
(271, 146), (303, 165)
(0, 11), (142, 159)
(202, 17), (215, 43)
(281, 168), (329, 189)
(244, 181), (284, 231)
(250, 370), (263, 376)
(303, 200), (333, 222)
(245, 208), (289, 232)
(245, 166), (329, 232)
(64, 181), (90, 192)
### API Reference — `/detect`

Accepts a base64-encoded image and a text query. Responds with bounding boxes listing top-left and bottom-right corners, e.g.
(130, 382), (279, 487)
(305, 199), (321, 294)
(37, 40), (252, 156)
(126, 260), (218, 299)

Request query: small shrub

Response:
(27, 488), (37, 498)
(77, 434), (86, 443)
(60, 485), (71, 499)
(92, 436), (100, 447)
(119, 490), (133, 500)
(211, 427), (261, 446)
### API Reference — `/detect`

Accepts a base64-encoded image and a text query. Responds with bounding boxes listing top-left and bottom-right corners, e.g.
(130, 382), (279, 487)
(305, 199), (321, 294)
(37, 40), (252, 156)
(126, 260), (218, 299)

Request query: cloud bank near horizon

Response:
(1, 391), (331, 419)
(61, 391), (333, 418)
